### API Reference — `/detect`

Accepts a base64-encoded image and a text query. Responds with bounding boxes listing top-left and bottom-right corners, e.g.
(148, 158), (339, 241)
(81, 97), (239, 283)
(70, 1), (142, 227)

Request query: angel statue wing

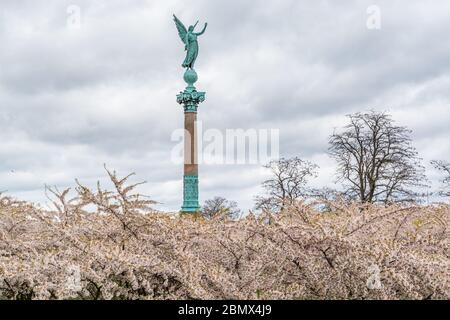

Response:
(173, 14), (187, 47)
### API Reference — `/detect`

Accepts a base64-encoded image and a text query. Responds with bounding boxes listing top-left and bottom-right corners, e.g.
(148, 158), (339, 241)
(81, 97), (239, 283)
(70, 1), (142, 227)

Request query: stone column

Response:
(177, 69), (205, 213)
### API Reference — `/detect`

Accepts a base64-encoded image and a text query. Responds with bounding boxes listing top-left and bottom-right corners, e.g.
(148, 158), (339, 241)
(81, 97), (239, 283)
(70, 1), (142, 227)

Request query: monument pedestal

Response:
(176, 69), (205, 213)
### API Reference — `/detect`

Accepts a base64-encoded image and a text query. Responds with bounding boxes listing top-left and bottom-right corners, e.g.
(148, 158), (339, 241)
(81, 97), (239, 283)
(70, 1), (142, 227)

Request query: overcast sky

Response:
(0, 0), (449, 212)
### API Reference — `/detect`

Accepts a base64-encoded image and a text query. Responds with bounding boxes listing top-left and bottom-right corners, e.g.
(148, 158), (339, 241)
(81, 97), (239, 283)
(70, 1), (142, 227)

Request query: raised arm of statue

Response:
(194, 23), (208, 36)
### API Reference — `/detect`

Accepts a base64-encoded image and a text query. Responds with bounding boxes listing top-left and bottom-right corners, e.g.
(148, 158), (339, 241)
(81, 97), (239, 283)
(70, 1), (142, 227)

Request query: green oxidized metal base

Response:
(181, 175), (200, 212)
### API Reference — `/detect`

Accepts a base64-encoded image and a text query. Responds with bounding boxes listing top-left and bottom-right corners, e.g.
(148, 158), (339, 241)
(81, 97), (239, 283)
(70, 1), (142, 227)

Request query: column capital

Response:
(177, 87), (206, 113)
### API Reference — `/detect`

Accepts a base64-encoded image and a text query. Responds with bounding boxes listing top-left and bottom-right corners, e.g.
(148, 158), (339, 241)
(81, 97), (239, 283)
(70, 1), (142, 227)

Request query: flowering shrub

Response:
(0, 171), (448, 300)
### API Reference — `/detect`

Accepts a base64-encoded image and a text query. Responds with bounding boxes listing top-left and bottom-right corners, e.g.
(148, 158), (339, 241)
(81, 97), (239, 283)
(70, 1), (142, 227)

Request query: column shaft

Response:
(181, 110), (200, 212)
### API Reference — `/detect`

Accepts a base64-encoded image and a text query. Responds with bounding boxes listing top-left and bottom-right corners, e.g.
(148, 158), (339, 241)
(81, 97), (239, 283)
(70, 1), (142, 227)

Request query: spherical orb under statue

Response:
(184, 68), (198, 86)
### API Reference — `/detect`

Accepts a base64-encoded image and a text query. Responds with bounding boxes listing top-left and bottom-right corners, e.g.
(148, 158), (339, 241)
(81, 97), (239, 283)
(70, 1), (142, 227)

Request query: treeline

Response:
(203, 111), (450, 218)
(0, 169), (448, 300)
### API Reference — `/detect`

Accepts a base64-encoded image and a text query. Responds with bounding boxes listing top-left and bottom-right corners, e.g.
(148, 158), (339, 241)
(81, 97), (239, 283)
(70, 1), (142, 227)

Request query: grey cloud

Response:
(0, 0), (449, 211)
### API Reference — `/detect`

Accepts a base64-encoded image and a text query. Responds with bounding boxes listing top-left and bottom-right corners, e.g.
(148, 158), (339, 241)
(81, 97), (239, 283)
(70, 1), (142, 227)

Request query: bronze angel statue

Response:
(173, 14), (208, 69)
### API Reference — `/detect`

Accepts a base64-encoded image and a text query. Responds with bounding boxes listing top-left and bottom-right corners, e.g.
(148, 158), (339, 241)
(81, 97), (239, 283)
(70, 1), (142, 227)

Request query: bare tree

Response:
(329, 111), (427, 204)
(255, 157), (319, 212)
(431, 160), (450, 197)
(202, 197), (242, 219)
